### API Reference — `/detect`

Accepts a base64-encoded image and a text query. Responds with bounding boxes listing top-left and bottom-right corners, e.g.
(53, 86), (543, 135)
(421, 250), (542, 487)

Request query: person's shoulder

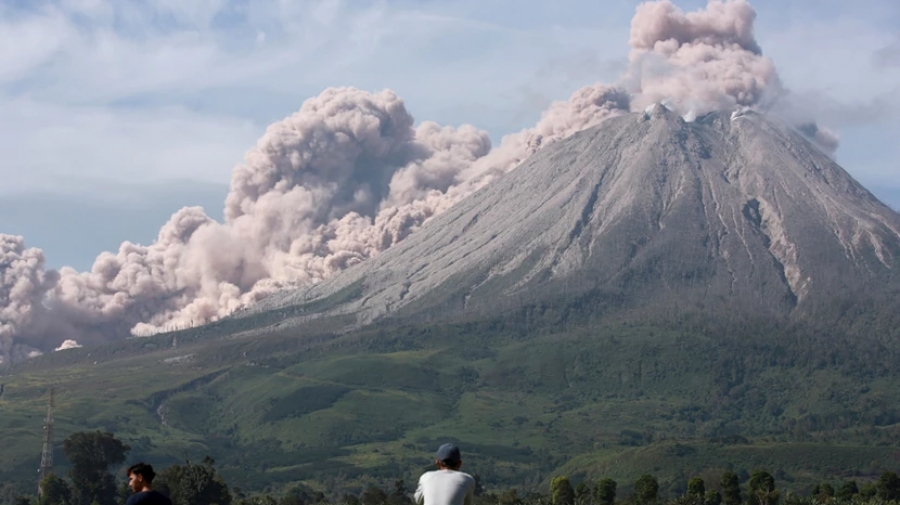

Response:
(442, 471), (474, 483)
(419, 470), (438, 481)
(152, 491), (173, 505)
(127, 491), (172, 505)
(126, 492), (152, 505)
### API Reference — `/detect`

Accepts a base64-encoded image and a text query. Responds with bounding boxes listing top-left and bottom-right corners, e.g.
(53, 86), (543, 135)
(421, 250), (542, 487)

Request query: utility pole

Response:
(38, 387), (55, 496)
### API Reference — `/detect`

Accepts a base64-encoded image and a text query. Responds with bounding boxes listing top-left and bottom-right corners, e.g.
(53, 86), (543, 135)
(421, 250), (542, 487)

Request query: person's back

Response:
(415, 469), (475, 505)
(415, 444), (475, 505)
(126, 490), (172, 505)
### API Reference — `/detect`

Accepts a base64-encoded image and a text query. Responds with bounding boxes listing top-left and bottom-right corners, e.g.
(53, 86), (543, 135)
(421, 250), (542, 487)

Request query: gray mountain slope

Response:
(247, 105), (900, 328)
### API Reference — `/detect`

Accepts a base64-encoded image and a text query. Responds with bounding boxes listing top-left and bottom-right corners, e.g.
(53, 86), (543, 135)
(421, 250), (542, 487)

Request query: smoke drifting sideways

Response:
(0, 0), (841, 364)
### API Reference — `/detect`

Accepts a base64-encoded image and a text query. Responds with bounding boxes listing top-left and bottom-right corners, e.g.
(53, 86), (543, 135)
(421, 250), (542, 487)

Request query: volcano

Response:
(246, 105), (900, 330)
(6, 105), (900, 495)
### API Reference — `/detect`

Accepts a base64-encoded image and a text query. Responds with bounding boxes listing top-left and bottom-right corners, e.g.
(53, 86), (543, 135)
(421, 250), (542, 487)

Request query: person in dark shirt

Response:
(125, 462), (172, 505)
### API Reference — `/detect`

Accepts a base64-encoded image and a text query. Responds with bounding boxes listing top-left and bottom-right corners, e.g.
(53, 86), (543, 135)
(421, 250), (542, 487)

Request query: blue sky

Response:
(1, 0), (898, 271)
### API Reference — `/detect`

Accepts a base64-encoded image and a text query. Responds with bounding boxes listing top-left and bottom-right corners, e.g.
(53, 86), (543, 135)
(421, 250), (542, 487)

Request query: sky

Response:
(1, 0), (899, 271)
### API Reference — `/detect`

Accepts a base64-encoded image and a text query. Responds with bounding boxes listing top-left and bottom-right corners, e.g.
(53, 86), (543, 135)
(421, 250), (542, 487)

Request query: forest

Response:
(4, 431), (900, 505)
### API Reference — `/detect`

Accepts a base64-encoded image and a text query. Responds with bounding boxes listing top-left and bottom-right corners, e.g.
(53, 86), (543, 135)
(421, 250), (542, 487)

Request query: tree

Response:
(280, 493), (303, 505)
(720, 472), (741, 505)
(574, 482), (590, 504)
(63, 431), (130, 505)
(877, 472), (900, 501)
(811, 483), (834, 500)
(473, 475), (485, 498)
(360, 486), (387, 505)
(687, 478), (706, 499)
(748, 471), (779, 505)
(498, 489), (521, 505)
(780, 491), (806, 505)
(156, 458), (231, 505)
(858, 483), (877, 500)
(550, 477), (574, 505)
(594, 478), (616, 505)
(388, 480), (412, 505)
(633, 475), (659, 505)
(240, 496), (277, 505)
(835, 481), (858, 502)
(116, 481), (132, 505)
(0, 482), (23, 505)
(704, 491), (722, 505)
(39, 474), (72, 505)
(280, 484), (323, 505)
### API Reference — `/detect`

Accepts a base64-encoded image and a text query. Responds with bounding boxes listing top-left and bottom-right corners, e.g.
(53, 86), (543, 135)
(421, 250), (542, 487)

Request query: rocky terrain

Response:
(247, 106), (900, 329)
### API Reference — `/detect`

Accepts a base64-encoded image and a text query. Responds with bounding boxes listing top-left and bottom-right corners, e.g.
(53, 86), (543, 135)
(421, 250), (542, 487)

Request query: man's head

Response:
(435, 443), (462, 470)
(127, 463), (155, 493)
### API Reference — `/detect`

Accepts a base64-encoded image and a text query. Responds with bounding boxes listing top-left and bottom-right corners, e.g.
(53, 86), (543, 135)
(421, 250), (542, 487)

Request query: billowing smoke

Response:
(51, 89), (500, 340)
(0, 0), (844, 363)
(624, 0), (838, 151)
(0, 82), (630, 361)
(55, 339), (81, 351)
(797, 123), (841, 155)
(0, 235), (58, 365)
(627, 0), (781, 115)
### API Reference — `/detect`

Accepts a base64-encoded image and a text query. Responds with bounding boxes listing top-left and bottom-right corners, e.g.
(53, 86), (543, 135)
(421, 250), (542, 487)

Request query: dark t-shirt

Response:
(125, 490), (172, 505)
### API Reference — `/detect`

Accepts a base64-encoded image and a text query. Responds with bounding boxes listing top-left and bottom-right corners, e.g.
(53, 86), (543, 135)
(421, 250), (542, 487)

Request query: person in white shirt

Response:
(414, 443), (476, 505)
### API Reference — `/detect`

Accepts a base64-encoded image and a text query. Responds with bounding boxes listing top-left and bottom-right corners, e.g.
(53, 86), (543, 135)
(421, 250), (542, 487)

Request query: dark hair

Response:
(127, 462), (156, 483)
(439, 459), (462, 470)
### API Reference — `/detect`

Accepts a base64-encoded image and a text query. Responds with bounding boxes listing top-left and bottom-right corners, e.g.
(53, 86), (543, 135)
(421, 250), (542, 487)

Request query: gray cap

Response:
(436, 443), (461, 464)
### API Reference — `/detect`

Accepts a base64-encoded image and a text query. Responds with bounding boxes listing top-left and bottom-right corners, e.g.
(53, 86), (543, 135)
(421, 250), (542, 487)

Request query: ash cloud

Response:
(626, 0), (781, 114)
(0, 0), (847, 363)
(624, 0), (839, 153)
(797, 123), (841, 155)
(0, 235), (58, 366)
(55, 339), (81, 351)
(0, 82), (630, 362)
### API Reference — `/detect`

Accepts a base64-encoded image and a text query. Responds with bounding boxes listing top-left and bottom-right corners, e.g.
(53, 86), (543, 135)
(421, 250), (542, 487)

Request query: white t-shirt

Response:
(414, 469), (476, 505)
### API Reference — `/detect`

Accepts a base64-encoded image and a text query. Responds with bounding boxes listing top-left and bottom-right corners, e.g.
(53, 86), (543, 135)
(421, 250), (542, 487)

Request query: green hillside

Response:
(2, 304), (900, 498)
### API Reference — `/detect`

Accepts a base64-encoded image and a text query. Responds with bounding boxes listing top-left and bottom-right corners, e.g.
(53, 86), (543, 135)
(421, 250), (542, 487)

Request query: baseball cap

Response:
(436, 443), (461, 464)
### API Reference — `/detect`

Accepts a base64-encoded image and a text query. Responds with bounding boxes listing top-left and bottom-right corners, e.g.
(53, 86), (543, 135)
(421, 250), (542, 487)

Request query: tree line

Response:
(7, 431), (900, 505)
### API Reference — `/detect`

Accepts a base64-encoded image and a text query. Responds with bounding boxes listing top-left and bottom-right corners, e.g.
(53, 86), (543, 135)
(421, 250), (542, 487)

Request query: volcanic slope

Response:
(249, 105), (900, 328)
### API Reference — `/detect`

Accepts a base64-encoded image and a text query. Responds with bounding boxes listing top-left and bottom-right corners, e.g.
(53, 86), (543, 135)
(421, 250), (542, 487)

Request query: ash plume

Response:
(797, 123), (841, 155)
(626, 0), (781, 115)
(0, 0), (847, 363)
(0, 235), (58, 365)
(55, 339), (81, 351)
(624, 0), (838, 153)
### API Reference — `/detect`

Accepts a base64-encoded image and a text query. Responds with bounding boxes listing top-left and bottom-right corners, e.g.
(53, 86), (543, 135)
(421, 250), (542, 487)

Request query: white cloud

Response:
(756, 13), (900, 192)
(0, 97), (261, 193)
(0, 6), (74, 83)
(759, 17), (900, 102)
(0, 0), (897, 203)
(0, 0), (636, 194)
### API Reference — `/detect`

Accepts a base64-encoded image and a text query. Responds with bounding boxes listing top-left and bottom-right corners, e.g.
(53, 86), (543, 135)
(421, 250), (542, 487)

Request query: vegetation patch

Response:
(263, 385), (352, 422)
